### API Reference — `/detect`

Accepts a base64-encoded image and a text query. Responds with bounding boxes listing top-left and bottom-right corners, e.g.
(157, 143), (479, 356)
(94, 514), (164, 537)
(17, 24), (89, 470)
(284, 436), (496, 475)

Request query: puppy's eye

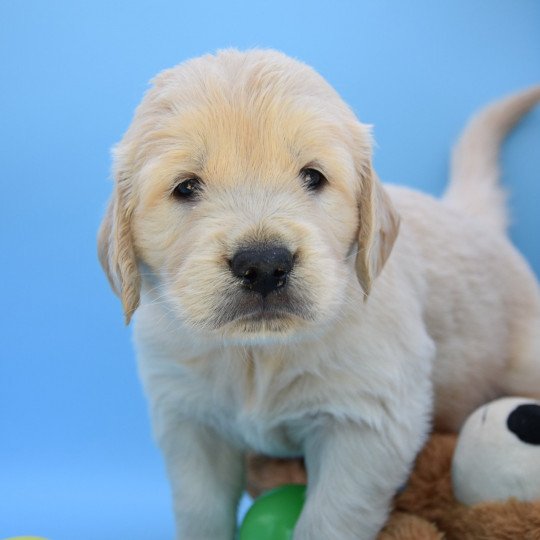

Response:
(172, 178), (202, 200)
(301, 168), (327, 192)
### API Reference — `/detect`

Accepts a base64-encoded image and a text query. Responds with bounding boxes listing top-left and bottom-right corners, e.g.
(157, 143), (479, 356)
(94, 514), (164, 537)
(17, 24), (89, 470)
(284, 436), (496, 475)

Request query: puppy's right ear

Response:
(97, 177), (140, 324)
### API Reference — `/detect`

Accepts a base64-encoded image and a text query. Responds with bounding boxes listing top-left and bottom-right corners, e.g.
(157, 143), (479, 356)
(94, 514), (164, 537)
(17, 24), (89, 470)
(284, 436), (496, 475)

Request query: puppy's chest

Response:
(190, 355), (318, 456)
(233, 411), (305, 457)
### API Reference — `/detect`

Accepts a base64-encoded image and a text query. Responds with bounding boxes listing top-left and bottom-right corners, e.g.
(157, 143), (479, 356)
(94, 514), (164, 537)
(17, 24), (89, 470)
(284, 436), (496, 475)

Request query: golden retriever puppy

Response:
(98, 49), (540, 540)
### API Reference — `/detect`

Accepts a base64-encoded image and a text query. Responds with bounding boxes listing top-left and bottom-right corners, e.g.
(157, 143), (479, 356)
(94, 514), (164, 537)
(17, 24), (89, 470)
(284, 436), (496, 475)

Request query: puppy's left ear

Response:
(355, 166), (400, 296)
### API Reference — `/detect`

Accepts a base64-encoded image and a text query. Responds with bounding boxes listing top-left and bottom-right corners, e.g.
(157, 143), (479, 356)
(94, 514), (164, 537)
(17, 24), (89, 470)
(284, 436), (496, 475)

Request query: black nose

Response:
(230, 245), (294, 297)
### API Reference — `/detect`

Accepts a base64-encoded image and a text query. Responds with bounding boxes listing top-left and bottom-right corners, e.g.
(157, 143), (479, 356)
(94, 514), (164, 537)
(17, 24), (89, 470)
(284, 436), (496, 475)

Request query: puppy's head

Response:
(98, 49), (399, 339)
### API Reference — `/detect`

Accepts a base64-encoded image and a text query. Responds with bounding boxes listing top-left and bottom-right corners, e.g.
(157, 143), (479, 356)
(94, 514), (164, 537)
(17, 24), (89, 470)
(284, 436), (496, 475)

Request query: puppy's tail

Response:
(444, 85), (540, 232)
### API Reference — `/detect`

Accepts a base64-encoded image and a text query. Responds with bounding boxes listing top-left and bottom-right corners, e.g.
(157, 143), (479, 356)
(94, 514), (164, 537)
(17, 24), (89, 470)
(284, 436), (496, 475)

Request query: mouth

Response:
(234, 307), (292, 323)
(211, 289), (314, 332)
(220, 308), (303, 337)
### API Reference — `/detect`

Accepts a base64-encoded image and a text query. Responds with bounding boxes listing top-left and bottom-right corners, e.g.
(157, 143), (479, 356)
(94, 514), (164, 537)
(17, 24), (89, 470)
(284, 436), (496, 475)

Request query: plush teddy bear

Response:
(246, 398), (540, 540)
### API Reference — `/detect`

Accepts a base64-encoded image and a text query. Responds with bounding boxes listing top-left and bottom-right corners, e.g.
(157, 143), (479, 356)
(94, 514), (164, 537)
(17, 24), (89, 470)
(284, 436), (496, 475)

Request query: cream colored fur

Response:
(98, 49), (540, 540)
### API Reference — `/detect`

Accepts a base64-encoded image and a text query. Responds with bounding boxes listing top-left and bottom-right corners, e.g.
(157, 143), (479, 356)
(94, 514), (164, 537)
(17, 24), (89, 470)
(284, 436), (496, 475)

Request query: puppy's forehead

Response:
(153, 49), (346, 119)
(127, 50), (365, 182)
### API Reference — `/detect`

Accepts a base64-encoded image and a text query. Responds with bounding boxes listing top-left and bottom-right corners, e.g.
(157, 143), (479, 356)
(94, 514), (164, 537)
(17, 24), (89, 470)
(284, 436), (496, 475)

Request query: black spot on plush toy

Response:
(506, 402), (540, 445)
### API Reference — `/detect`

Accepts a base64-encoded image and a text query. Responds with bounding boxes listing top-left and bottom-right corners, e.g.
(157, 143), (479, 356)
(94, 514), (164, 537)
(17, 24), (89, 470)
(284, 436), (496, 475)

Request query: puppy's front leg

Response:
(156, 415), (244, 540)
(294, 418), (424, 540)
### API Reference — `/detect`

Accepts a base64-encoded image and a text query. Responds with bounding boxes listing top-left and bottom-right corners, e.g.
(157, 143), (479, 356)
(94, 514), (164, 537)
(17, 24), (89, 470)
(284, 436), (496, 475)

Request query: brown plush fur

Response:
(246, 433), (540, 539)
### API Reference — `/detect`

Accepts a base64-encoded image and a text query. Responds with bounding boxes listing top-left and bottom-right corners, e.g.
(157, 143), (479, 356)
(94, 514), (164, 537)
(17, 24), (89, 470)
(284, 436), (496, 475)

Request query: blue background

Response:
(1, 1), (539, 538)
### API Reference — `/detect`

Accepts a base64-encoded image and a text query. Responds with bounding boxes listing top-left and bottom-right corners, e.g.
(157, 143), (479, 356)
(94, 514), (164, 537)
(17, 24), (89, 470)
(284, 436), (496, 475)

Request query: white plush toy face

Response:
(452, 397), (540, 505)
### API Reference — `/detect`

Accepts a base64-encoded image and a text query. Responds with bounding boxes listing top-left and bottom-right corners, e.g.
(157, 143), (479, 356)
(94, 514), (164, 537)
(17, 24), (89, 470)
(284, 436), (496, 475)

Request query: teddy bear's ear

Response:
(246, 454), (307, 499)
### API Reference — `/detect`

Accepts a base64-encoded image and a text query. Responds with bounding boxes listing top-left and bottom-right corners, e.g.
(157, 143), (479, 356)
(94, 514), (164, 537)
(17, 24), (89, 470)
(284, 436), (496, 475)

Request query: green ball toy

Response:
(239, 484), (306, 540)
